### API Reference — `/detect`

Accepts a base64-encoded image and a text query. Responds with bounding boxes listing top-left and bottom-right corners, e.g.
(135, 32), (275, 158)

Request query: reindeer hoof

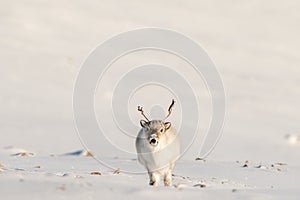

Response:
(149, 181), (156, 186)
(164, 181), (172, 186)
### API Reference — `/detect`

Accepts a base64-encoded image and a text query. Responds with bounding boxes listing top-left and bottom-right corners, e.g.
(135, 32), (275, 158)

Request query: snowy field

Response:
(1, 0), (300, 199)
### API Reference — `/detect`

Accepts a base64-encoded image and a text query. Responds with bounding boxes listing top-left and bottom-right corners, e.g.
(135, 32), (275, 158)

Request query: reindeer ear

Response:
(164, 122), (171, 130)
(140, 120), (148, 128)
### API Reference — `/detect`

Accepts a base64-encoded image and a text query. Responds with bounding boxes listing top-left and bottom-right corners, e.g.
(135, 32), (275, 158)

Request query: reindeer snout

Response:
(149, 134), (158, 146)
(150, 138), (157, 144)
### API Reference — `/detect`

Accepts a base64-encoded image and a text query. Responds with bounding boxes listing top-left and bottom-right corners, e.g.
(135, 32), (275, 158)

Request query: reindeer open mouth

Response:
(149, 134), (158, 146)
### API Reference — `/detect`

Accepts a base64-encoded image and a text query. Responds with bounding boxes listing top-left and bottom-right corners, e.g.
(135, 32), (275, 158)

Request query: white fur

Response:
(136, 120), (180, 186)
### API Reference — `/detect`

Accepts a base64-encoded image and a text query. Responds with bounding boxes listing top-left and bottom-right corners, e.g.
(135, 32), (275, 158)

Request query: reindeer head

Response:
(138, 100), (175, 146)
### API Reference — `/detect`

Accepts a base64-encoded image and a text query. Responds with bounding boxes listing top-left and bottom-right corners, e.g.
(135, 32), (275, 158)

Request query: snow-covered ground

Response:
(1, 0), (300, 199)
(0, 152), (299, 200)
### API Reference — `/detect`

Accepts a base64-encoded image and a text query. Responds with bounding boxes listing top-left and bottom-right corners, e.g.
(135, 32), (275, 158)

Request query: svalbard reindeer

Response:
(135, 100), (180, 186)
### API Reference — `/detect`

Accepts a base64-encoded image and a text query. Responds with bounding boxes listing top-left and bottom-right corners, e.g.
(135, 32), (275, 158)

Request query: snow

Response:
(1, 0), (300, 199)
(1, 154), (299, 200)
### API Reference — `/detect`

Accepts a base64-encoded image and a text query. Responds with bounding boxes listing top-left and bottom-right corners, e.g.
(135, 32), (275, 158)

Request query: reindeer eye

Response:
(160, 128), (164, 133)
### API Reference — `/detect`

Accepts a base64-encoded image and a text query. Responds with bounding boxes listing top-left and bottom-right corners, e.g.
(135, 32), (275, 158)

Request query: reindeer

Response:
(135, 100), (180, 186)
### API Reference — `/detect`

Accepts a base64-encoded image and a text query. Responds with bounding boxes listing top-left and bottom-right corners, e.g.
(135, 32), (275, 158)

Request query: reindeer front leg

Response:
(163, 170), (172, 186)
(164, 163), (174, 186)
(149, 171), (160, 186)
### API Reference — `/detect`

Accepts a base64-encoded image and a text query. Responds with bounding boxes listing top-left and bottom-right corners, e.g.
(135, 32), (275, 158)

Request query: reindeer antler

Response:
(164, 99), (175, 120)
(138, 106), (150, 122)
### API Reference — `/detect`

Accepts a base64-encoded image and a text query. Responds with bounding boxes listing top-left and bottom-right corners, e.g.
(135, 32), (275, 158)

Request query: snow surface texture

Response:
(1, 0), (300, 199)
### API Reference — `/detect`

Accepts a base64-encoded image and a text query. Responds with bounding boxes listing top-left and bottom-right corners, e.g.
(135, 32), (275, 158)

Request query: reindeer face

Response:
(137, 99), (175, 146)
(140, 120), (171, 146)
